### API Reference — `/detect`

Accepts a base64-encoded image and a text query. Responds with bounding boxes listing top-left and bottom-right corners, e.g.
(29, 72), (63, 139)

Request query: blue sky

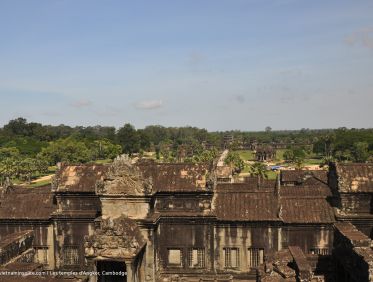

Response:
(0, 0), (372, 130)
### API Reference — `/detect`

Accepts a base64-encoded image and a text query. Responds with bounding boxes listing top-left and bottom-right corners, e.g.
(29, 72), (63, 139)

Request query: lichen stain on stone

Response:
(61, 167), (81, 186)
(351, 177), (369, 191)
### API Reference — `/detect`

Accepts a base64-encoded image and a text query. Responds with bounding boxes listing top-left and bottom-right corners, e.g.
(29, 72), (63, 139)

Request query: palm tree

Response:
(249, 162), (268, 179)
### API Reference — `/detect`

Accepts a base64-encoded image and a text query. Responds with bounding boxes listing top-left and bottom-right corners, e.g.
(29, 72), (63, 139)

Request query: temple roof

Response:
(280, 198), (335, 224)
(334, 222), (371, 247)
(280, 169), (328, 185)
(215, 184), (279, 221)
(214, 180), (335, 224)
(0, 186), (55, 220)
(280, 184), (334, 224)
(280, 185), (332, 198)
(54, 157), (211, 196)
(138, 161), (210, 193)
(53, 163), (108, 193)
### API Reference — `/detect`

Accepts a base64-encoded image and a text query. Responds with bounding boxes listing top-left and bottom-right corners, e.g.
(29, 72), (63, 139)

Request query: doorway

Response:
(96, 260), (127, 282)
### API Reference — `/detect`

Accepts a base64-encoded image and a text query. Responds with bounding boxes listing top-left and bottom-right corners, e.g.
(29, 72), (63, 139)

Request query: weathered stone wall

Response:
(156, 222), (213, 274)
(101, 198), (151, 219)
(54, 220), (95, 270)
(56, 195), (100, 214)
(340, 194), (372, 214)
(282, 226), (333, 255)
(214, 225), (280, 275)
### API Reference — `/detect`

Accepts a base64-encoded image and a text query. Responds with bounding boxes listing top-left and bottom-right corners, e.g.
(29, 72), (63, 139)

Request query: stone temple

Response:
(1, 156), (373, 282)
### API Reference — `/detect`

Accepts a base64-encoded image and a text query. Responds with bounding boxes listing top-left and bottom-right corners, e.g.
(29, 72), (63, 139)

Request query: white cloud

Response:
(69, 99), (92, 108)
(135, 100), (163, 110)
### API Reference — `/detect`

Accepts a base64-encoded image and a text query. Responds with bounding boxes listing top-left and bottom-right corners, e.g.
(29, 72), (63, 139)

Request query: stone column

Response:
(88, 259), (97, 282)
(125, 259), (135, 282)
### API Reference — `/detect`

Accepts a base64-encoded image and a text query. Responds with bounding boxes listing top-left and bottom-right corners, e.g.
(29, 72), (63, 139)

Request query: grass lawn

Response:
(303, 158), (322, 165)
(28, 178), (52, 188)
(275, 149), (287, 161)
(242, 165), (251, 173)
(241, 165), (279, 180)
(48, 165), (57, 173)
(236, 150), (255, 161)
(94, 159), (113, 164)
(266, 170), (278, 180)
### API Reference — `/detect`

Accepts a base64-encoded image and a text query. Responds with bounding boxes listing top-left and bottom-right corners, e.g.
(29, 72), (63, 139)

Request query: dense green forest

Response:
(0, 117), (372, 184)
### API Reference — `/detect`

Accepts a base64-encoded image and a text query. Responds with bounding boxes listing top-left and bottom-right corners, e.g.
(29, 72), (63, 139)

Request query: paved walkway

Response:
(217, 149), (229, 167)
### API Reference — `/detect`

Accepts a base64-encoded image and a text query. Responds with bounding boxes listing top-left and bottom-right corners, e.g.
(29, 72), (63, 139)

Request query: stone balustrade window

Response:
(248, 248), (264, 268)
(224, 247), (239, 269)
(63, 246), (79, 266)
(188, 248), (205, 268)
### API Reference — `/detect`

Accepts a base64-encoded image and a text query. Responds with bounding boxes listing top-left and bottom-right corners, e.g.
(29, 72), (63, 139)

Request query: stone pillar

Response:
(144, 229), (155, 281)
(88, 259), (97, 282)
(125, 259), (135, 282)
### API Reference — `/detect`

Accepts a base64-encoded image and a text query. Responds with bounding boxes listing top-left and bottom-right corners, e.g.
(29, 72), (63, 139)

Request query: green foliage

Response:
(2, 137), (48, 156)
(283, 148), (306, 162)
(0, 148), (48, 184)
(313, 129), (373, 161)
(38, 138), (92, 164)
(249, 162), (268, 179)
(17, 158), (49, 182)
(117, 123), (141, 155)
(225, 151), (245, 173)
(0, 117), (372, 177)
(0, 147), (20, 159)
(90, 139), (122, 160)
(236, 150), (255, 161)
(185, 148), (219, 164)
(283, 148), (306, 169)
(158, 140), (175, 162)
(0, 157), (19, 183)
(353, 142), (370, 162)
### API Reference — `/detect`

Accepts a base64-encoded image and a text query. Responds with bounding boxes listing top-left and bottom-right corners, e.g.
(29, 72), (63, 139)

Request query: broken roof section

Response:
(280, 169), (328, 186)
(335, 163), (373, 193)
(138, 161), (210, 193)
(334, 222), (371, 247)
(0, 186), (55, 220)
(53, 159), (211, 195)
(53, 163), (109, 193)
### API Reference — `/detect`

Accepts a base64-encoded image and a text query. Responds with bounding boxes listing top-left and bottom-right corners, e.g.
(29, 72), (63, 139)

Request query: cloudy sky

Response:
(0, 0), (372, 130)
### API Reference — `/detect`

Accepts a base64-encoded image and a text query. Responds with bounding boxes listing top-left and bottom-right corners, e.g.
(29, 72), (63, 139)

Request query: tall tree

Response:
(225, 152), (245, 173)
(352, 142), (370, 162)
(38, 138), (92, 164)
(249, 162), (268, 179)
(117, 123), (140, 155)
